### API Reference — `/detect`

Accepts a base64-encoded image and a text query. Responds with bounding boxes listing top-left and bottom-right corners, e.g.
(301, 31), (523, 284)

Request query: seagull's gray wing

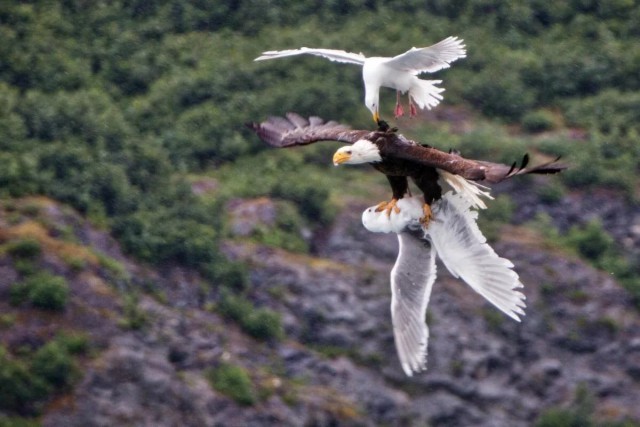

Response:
(428, 192), (526, 321)
(385, 36), (466, 75)
(255, 47), (366, 65)
(390, 228), (437, 376)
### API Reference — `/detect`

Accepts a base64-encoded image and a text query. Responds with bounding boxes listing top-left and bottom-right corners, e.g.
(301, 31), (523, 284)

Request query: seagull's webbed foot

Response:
(375, 198), (401, 217)
(419, 203), (433, 227)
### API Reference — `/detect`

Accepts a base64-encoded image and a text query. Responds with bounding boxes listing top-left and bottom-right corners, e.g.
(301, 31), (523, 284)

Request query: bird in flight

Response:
(248, 113), (566, 375)
(248, 113), (565, 226)
(247, 113), (566, 376)
(255, 37), (466, 123)
(362, 193), (526, 375)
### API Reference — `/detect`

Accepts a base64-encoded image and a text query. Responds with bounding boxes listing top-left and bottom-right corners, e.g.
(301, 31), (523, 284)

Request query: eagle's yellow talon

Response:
(375, 199), (400, 218)
(420, 203), (433, 227)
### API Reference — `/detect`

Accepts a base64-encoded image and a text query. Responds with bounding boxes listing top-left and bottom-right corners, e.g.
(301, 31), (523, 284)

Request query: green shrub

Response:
(521, 109), (557, 133)
(243, 310), (285, 341)
(5, 239), (41, 259)
(0, 346), (50, 413)
(10, 272), (69, 311)
(27, 274), (69, 310)
(13, 259), (36, 277)
(206, 363), (256, 406)
(55, 332), (90, 356)
(565, 220), (614, 262)
(31, 341), (77, 388)
(218, 290), (283, 341)
(535, 384), (593, 427)
(202, 260), (249, 291)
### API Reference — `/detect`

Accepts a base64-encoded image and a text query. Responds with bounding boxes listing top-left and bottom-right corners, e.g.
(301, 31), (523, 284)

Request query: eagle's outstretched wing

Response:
(387, 144), (567, 183)
(248, 114), (567, 181)
(246, 113), (370, 148)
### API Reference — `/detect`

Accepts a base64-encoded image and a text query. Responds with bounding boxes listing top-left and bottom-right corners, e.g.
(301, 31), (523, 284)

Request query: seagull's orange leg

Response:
(409, 98), (418, 117)
(394, 91), (404, 118)
(375, 198), (401, 217)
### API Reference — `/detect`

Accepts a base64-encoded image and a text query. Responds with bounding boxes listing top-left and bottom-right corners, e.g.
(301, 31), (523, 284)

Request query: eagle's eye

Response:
(346, 150), (352, 154)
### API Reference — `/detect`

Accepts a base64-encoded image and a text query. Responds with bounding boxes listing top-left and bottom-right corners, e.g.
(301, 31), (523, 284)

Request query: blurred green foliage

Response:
(217, 289), (284, 341)
(0, 334), (83, 416)
(206, 363), (256, 406)
(5, 238), (41, 259)
(10, 272), (69, 311)
(535, 382), (640, 427)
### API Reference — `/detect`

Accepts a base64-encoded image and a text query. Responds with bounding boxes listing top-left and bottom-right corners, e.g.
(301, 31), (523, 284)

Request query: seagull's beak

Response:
(333, 151), (350, 166)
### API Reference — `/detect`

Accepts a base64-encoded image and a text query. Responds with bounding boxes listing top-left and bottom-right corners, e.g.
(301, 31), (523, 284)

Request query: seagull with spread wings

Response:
(255, 37), (466, 122)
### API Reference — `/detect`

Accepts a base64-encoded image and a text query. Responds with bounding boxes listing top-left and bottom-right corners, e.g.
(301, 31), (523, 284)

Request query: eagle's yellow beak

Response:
(333, 151), (351, 166)
(372, 110), (380, 123)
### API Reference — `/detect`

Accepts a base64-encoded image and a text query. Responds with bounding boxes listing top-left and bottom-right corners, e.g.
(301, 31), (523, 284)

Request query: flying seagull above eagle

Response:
(254, 37), (466, 122)
(248, 113), (566, 226)
(247, 113), (566, 375)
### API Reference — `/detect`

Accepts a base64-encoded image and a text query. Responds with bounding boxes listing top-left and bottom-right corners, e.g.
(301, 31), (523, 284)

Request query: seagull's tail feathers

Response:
(409, 79), (445, 110)
(426, 192), (526, 321)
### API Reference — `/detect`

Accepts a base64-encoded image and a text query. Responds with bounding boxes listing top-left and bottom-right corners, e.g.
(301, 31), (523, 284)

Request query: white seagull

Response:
(362, 193), (526, 376)
(255, 37), (466, 122)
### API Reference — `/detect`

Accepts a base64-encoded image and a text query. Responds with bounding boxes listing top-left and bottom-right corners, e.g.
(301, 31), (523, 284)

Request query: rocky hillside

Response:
(2, 185), (639, 426)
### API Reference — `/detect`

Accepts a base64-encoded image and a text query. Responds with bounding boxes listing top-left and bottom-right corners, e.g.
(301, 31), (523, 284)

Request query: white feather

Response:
(438, 170), (493, 210)
(427, 192), (526, 321)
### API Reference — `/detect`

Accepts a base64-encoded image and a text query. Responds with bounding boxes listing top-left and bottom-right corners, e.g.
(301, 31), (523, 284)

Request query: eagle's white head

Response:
(333, 139), (382, 166)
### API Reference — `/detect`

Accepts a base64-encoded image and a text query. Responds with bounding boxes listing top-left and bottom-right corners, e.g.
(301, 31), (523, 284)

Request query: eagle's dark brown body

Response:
(372, 158), (442, 205)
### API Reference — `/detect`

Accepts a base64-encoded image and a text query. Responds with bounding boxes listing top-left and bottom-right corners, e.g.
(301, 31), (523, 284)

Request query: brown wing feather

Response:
(476, 155), (567, 183)
(247, 112), (371, 148)
(385, 140), (567, 182)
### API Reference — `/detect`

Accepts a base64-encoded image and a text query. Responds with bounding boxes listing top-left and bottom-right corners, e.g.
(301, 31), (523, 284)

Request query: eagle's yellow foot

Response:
(375, 199), (401, 217)
(419, 203), (433, 227)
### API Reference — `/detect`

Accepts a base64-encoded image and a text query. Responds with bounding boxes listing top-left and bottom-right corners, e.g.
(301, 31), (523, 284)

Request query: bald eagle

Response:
(255, 37), (466, 122)
(247, 113), (566, 375)
(248, 113), (566, 225)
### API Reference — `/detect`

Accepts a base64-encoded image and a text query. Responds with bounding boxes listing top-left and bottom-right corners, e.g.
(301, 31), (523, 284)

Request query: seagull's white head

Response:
(333, 139), (382, 166)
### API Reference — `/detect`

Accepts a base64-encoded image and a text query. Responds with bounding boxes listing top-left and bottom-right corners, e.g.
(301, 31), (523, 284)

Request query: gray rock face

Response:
(36, 189), (640, 426)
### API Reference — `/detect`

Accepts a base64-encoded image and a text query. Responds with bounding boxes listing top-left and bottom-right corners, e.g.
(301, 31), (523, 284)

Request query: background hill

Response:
(1, 1), (639, 426)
